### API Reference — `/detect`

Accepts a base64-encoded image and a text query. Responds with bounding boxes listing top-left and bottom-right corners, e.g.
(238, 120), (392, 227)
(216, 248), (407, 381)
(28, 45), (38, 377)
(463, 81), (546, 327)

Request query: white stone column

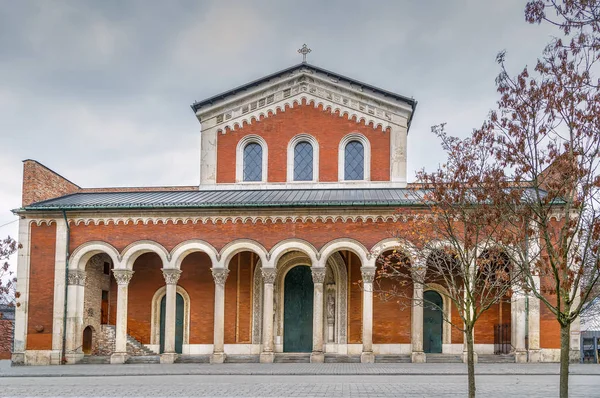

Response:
(110, 269), (133, 364)
(11, 218), (31, 365)
(160, 268), (182, 364)
(64, 269), (86, 364)
(528, 275), (541, 362)
(360, 266), (376, 363)
(311, 267), (326, 363)
(411, 266), (426, 363)
(512, 290), (527, 363)
(260, 267), (276, 363)
(51, 217), (68, 365)
(210, 267), (229, 364)
(570, 286), (582, 362)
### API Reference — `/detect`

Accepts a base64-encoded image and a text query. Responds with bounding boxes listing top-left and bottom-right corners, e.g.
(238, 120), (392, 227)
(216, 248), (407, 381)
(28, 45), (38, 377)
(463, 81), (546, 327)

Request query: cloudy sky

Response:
(0, 0), (558, 244)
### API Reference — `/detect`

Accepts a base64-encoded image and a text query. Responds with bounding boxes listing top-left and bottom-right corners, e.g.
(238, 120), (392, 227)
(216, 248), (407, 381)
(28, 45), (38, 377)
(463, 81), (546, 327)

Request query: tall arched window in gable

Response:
(344, 140), (365, 180)
(243, 142), (263, 182)
(294, 141), (313, 181)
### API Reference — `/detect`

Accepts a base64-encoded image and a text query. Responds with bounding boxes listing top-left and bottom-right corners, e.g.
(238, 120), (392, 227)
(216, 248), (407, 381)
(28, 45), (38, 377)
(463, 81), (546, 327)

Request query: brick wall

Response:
(216, 103), (391, 183)
(22, 160), (80, 207)
(0, 317), (13, 359)
(83, 255), (110, 354)
(224, 252), (254, 344)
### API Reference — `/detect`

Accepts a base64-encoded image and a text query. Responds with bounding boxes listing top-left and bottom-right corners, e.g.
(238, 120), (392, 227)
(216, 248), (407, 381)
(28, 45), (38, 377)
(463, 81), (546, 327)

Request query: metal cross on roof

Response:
(298, 44), (311, 63)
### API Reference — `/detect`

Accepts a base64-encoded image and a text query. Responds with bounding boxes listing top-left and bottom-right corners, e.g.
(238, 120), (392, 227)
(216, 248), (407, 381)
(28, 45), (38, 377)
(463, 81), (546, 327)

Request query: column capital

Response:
(311, 267), (327, 284)
(360, 266), (376, 284)
(162, 268), (182, 285)
(113, 269), (134, 286)
(261, 267), (276, 284)
(67, 269), (86, 286)
(211, 268), (230, 286)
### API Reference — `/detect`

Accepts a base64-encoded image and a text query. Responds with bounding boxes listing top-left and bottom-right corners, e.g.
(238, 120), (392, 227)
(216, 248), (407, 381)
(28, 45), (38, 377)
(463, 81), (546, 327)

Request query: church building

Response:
(11, 55), (571, 365)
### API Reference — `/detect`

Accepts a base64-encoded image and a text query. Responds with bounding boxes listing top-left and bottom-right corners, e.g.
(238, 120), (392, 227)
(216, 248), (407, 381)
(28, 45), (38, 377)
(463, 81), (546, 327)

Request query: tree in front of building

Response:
(375, 125), (524, 398)
(0, 236), (18, 306)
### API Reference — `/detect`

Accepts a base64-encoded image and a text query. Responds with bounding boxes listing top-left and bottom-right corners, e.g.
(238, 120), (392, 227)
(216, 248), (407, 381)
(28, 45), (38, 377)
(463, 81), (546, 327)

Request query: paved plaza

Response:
(1, 361), (599, 397)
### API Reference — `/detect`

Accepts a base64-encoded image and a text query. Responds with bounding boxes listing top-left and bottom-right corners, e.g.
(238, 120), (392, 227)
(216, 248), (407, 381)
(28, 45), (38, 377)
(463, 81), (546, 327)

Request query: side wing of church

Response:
(11, 62), (568, 365)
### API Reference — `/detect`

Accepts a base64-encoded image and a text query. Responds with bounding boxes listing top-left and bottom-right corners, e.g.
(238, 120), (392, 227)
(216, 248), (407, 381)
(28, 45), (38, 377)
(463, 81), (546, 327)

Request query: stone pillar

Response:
(260, 267), (276, 363)
(528, 275), (541, 362)
(64, 269), (86, 364)
(411, 266), (426, 363)
(570, 286), (582, 362)
(311, 267), (326, 363)
(210, 267), (229, 364)
(160, 268), (182, 364)
(512, 291), (527, 363)
(111, 269), (134, 364)
(11, 218), (30, 365)
(51, 217), (68, 365)
(360, 266), (376, 363)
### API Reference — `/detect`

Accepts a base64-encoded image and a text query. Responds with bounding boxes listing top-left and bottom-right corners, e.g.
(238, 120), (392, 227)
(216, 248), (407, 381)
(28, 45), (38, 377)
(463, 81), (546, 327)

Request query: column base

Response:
(160, 352), (179, 364)
(310, 351), (324, 363)
(515, 350), (528, 363)
(528, 349), (541, 363)
(462, 351), (478, 364)
(569, 349), (581, 363)
(259, 352), (274, 363)
(64, 352), (84, 365)
(110, 352), (129, 364)
(411, 351), (426, 363)
(11, 352), (25, 366)
(360, 351), (375, 363)
(210, 352), (226, 364)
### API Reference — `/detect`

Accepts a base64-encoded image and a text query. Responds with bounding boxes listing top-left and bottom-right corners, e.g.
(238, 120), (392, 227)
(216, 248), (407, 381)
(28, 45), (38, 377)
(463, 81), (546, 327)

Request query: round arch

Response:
(338, 132), (371, 181)
(219, 239), (268, 269)
(150, 285), (191, 348)
(236, 134), (268, 183)
(69, 241), (120, 271)
(120, 240), (169, 270)
(269, 238), (319, 267)
(286, 133), (319, 182)
(370, 237), (418, 266)
(423, 282), (453, 346)
(319, 238), (370, 268)
(170, 239), (219, 270)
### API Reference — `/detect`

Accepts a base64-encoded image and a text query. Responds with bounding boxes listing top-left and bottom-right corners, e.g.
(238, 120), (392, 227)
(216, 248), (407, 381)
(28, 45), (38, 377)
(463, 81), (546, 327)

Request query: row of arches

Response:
(236, 132), (372, 183)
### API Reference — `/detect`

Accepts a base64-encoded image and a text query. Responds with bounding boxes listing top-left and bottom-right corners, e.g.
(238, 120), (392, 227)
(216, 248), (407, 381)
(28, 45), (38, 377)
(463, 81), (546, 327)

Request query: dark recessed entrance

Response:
(423, 290), (443, 354)
(283, 265), (314, 352)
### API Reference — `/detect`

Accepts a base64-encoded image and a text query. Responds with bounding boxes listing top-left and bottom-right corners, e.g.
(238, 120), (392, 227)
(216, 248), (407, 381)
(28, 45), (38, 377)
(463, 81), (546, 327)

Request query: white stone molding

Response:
(338, 133), (371, 182)
(423, 283), (453, 346)
(211, 268), (230, 286)
(251, 259), (263, 344)
(235, 134), (268, 183)
(51, 217), (68, 356)
(311, 267), (327, 284)
(69, 241), (120, 272)
(261, 267), (277, 284)
(67, 269), (86, 286)
(319, 238), (370, 268)
(360, 267), (376, 283)
(150, 285), (191, 347)
(218, 239), (269, 269)
(370, 237), (419, 264)
(162, 268), (182, 285)
(169, 240), (219, 270)
(12, 218), (32, 360)
(112, 269), (134, 285)
(286, 133), (320, 182)
(269, 238), (319, 266)
(120, 240), (170, 271)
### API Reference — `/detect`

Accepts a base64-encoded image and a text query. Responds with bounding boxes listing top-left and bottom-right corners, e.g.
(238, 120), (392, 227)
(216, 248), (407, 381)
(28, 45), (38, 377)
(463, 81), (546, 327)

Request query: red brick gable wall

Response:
(216, 103), (391, 183)
(22, 160), (81, 207)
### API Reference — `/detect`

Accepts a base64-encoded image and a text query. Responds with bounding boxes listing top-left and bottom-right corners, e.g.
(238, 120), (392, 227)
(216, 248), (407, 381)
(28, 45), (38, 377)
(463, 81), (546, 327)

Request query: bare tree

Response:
(0, 236), (18, 306)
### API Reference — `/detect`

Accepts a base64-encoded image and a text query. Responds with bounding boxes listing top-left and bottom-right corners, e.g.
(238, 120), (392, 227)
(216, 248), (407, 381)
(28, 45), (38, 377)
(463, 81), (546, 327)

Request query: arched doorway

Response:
(82, 326), (93, 355)
(283, 265), (313, 352)
(423, 290), (443, 353)
(159, 293), (184, 354)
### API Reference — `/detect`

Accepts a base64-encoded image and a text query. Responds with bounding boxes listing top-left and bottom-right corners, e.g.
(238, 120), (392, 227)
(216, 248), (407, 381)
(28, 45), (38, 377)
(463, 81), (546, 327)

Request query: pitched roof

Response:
(190, 63), (418, 113)
(21, 188), (426, 211)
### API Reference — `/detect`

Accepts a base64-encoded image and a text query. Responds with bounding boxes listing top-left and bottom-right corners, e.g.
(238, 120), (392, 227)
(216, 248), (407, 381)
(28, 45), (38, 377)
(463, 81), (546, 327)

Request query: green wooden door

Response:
(423, 290), (443, 353)
(160, 293), (184, 354)
(283, 266), (314, 352)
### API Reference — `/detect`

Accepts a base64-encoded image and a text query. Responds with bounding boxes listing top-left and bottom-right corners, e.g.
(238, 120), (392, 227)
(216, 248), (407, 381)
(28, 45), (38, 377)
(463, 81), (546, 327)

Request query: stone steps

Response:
(125, 355), (160, 364)
(274, 353), (311, 363)
(375, 355), (411, 363)
(125, 335), (157, 356)
(78, 355), (110, 365)
(175, 355), (210, 364)
(426, 354), (463, 363)
(478, 354), (515, 363)
(225, 355), (260, 363)
(325, 354), (361, 363)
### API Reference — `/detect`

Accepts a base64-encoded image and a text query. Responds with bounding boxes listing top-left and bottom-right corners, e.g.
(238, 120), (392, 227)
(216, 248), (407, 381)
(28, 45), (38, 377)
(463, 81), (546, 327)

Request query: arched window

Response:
(243, 142), (263, 182)
(344, 140), (365, 180)
(294, 141), (313, 181)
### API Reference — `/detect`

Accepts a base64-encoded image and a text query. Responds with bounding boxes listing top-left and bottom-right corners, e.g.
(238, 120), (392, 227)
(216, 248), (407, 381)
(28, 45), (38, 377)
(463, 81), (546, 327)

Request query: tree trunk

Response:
(559, 322), (570, 398)
(466, 324), (476, 398)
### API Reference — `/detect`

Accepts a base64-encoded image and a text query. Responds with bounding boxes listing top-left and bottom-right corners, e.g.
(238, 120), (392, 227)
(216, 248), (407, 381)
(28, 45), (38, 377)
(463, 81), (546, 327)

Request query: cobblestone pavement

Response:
(2, 374), (599, 397)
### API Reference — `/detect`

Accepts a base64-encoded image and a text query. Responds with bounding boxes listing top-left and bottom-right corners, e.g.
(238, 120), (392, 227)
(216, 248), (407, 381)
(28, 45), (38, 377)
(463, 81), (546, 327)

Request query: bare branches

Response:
(0, 236), (18, 306)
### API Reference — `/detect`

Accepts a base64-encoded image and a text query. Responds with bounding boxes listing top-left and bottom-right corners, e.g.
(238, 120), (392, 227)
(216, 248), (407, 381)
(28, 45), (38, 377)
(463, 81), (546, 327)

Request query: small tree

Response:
(0, 236), (18, 306)
(376, 126), (523, 398)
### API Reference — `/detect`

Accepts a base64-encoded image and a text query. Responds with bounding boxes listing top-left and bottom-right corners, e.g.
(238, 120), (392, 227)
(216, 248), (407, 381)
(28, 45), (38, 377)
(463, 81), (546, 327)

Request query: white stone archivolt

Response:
(423, 283), (452, 346)
(319, 238), (370, 268)
(120, 240), (170, 270)
(235, 134), (268, 183)
(69, 241), (120, 271)
(338, 133), (371, 182)
(219, 239), (268, 269)
(286, 133), (320, 182)
(150, 285), (191, 348)
(169, 239), (219, 270)
(370, 237), (418, 265)
(269, 238), (319, 266)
